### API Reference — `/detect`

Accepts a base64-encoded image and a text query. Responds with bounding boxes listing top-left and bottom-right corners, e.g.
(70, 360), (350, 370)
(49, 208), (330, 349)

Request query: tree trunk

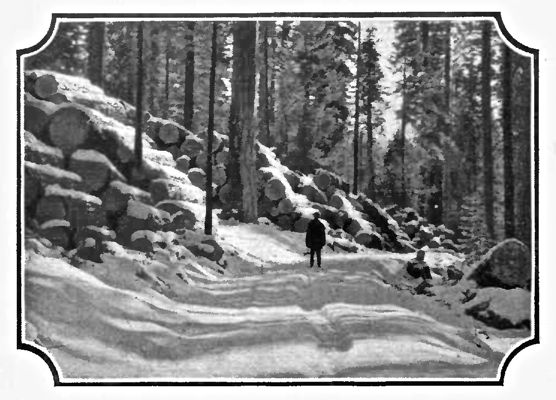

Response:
(481, 22), (495, 238)
(183, 21), (195, 130)
(366, 100), (375, 197)
(258, 22), (271, 146)
(399, 61), (408, 207)
(228, 22), (258, 222)
(514, 57), (531, 248)
(134, 22), (144, 168)
(148, 25), (159, 115)
(87, 22), (105, 88)
(164, 41), (170, 118)
(205, 23), (218, 235)
(502, 45), (515, 238)
(353, 22), (361, 195)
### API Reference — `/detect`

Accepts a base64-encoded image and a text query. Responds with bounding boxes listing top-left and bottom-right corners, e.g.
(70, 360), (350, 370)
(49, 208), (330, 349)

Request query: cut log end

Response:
(34, 75), (59, 99)
(48, 107), (91, 155)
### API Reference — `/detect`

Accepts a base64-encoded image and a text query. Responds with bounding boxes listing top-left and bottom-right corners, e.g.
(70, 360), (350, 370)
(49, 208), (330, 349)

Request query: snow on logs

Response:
(116, 200), (171, 245)
(39, 219), (71, 248)
(24, 161), (82, 208)
(175, 155), (190, 174)
(187, 168), (206, 190)
(156, 200), (199, 232)
(35, 184), (105, 230)
(102, 180), (151, 214)
(24, 131), (64, 168)
(69, 149), (126, 193)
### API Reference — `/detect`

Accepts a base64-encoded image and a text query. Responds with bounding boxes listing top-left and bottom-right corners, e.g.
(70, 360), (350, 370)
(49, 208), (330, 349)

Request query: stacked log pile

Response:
(23, 71), (223, 265)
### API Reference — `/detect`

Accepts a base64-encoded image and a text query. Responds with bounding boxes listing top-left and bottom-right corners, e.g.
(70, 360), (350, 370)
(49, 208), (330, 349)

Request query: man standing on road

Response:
(305, 212), (326, 269)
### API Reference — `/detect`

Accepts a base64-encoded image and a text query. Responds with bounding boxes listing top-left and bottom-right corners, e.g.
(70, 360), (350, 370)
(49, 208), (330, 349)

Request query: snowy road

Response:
(23, 233), (515, 381)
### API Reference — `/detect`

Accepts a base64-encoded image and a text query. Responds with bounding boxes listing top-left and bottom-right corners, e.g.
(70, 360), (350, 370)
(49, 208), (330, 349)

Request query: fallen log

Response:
(33, 74), (59, 100)
(264, 178), (287, 201)
(48, 106), (93, 155)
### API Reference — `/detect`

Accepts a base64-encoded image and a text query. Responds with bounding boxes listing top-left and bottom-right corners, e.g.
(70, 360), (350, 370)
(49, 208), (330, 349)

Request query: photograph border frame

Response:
(15, 11), (540, 387)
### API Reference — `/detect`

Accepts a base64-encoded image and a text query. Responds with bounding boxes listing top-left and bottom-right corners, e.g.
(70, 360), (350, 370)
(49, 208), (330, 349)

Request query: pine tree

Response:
(228, 21), (258, 221)
(352, 22), (362, 194)
(183, 21), (196, 130)
(134, 22), (144, 168)
(481, 21), (495, 239)
(360, 26), (385, 198)
(87, 22), (105, 88)
(205, 22), (218, 235)
(502, 44), (515, 238)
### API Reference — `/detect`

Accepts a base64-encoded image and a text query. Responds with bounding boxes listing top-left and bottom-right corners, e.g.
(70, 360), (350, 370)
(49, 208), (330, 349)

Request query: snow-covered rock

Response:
(468, 239), (531, 290)
(464, 287), (531, 329)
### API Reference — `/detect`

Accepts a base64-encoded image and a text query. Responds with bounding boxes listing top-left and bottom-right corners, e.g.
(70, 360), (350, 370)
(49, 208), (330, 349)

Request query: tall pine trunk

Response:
(258, 22), (271, 146)
(502, 45), (515, 238)
(399, 61), (408, 207)
(228, 22), (258, 222)
(352, 22), (361, 195)
(183, 21), (195, 130)
(134, 22), (144, 168)
(514, 57), (531, 248)
(164, 40), (170, 118)
(87, 22), (105, 88)
(205, 23), (218, 235)
(481, 22), (495, 238)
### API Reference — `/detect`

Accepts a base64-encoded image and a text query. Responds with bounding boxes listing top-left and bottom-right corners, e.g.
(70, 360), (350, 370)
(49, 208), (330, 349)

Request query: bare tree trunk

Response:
(183, 21), (195, 130)
(258, 22), (271, 146)
(502, 45), (515, 238)
(399, 61), (408, 207)
(228, 22), (258, 222)
(87, 22), (105, 88)
(481, 22), (495, 238)
(205, 23), (218, 235)
(134, 22), (144, 168)
(353, 22), (361, 195)
(164, 41), (170, 118)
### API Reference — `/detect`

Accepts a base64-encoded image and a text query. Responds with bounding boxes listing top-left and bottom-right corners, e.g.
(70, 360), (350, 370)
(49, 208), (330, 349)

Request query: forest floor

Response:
(24, 222), (529, 381)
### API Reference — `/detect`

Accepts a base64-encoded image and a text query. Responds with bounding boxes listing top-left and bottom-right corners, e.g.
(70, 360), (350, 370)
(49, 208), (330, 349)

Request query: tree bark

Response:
(353, 22), (361, 195)
(228, 22), (258, 222)
(258, 22), (271, 146)
(205, 23), (218, 235)
(164, 40), (170, 118)
(134, 22), (144, 168)
(399, 61), (408, 207)
(87, 22), (105, 88)
(481, 22), (495, 238)
(183, 21), (195, 130)
(502, 45), (515, 238)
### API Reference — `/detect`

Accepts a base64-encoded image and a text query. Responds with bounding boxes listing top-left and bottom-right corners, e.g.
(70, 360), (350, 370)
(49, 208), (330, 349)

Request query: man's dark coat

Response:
(305, 219), (326, 249)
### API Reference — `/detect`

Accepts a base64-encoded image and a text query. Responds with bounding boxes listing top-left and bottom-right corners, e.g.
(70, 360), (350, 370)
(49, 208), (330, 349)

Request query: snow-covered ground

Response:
(23, 223), (529, 381)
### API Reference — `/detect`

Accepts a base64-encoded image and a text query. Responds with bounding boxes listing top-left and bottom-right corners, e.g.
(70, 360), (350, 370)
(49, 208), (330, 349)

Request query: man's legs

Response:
(309, 248), (315, 267)
(316, 248), (322, 268)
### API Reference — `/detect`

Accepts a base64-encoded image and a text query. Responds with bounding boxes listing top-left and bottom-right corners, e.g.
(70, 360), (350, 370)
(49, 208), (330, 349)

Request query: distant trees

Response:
(24, 18), (533, 247)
